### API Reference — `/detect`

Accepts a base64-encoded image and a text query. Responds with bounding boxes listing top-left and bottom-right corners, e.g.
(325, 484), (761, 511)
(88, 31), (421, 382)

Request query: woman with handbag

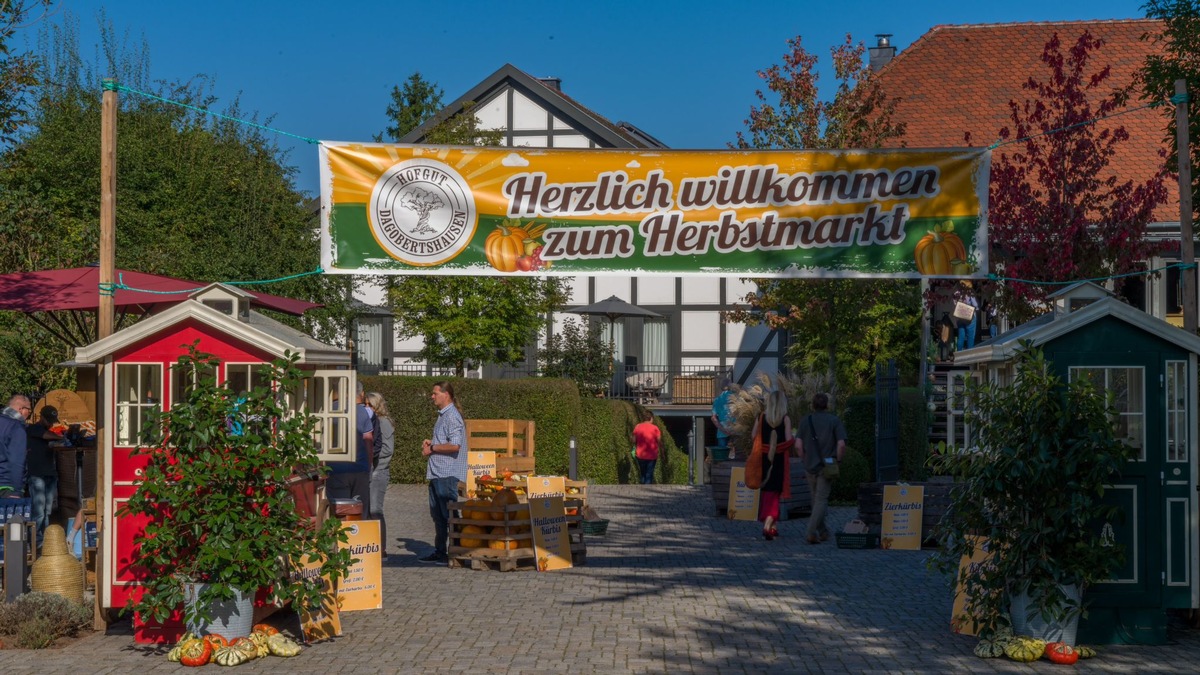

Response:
(749, 389), (795, 541)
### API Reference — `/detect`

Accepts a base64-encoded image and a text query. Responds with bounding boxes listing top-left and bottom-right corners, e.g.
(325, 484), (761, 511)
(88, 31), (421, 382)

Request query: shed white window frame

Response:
(1069, 366), (1146, 461)
(115, 362), (163, 447)
(286, 369), (354, 463)
(1165, 360), (1188, 463)
(168, 359), (217, 408)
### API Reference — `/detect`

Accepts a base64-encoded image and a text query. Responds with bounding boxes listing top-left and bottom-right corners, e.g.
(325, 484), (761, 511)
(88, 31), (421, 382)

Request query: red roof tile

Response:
(876, 20), (1178, 223)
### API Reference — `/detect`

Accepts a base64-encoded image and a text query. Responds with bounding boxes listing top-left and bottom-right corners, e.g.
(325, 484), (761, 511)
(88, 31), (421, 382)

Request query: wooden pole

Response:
(95, 78), (117, 631)
(100, 80), (117, 339)
(1175, 79), (1196, 334)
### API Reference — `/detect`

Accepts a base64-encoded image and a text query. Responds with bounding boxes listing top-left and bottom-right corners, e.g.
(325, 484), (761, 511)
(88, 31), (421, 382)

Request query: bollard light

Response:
(687, 428), (695, 486)
(5, 513), (30, 602)
(568, 436), (578, 480)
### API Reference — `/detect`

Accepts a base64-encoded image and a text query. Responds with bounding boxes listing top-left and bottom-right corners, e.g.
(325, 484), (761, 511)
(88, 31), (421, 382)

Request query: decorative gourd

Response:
(267, 633), (303, 657)
(179, 637), (213, 667)
(914, 221), (968, 275)
(229, 637), (259, 661)
(1076, 645), (1097, 659)
(205, 632), (229, 649)
(490, 489), (520, 521)
(252, 623), (279, 636)
(247, 630), (272, 658)
(1044, 642), (1079, 665)
(167, 643), (184, 663)
(458, 524), (487, 548)
(1003, 637), (1043, 663)
(484, 223), (531, 272)
(973, 638), (1005, 658)
(213, 645), (249, 667)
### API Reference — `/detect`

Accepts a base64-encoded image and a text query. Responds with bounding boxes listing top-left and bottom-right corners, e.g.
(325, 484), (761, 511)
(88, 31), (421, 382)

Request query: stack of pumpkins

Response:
(458, 488), (529, 551)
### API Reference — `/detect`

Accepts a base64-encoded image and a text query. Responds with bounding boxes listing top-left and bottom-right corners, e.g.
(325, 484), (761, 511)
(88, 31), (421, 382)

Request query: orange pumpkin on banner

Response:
(484, 223), (531, 272)
(914, 221), (968, 276)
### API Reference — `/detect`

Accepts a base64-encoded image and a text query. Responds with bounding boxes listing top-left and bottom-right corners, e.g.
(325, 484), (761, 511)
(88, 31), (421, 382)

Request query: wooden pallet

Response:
(710, 460), (811, 520)
(448, 541), (587, 572)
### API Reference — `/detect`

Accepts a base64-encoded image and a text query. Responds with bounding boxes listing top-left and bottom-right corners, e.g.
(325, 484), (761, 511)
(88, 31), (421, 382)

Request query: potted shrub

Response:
(121, 347), (353, 636)
(927, 345), (1133, 642)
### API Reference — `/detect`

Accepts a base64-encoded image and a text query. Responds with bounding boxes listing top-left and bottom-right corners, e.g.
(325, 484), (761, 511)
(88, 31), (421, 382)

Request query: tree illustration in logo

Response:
(400, 187), (445, 235)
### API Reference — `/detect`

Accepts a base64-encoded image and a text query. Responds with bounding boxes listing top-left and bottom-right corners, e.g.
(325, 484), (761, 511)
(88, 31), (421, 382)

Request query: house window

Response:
(225, 363), (272, 398)
(169, 360), (216, 408)
(300, 371), (353, 461)
(1166, 361), (1188, 463)
(355, 318), (386, 373)
(1070, 366), (1145, 460)
(116, 363), (162, 447)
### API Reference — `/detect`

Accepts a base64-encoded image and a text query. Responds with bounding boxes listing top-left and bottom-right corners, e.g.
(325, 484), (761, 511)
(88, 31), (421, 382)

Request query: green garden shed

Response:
(955, 282), (1200, 645)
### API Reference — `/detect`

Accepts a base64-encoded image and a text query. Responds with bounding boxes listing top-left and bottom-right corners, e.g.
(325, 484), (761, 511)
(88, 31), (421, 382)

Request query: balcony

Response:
(373, 364), (732, 406)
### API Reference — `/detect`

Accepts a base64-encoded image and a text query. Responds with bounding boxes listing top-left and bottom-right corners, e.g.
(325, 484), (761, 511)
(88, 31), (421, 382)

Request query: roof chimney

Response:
(869, 34), (896, 72)
(538, 77), (562, 92)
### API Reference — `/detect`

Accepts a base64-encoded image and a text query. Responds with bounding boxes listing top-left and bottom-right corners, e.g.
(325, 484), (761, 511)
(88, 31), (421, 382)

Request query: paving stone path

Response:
(1, 483), (1198, 673)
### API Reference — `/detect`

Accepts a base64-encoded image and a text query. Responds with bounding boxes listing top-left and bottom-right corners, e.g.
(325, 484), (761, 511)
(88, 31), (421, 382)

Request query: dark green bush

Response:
(831, 444), (870, 503)
(362, 376), (684, 484)
(0, 592), (92, 648)
(842, 388), (929, 482)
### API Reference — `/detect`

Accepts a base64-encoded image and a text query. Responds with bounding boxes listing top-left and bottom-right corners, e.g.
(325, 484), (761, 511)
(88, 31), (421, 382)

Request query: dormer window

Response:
(202, 299), (235, 316)
(190, 283), (254, 320)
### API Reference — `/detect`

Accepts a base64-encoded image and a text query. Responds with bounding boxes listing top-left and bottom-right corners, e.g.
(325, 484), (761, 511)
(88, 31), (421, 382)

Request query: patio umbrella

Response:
(567, 296), (662, 372)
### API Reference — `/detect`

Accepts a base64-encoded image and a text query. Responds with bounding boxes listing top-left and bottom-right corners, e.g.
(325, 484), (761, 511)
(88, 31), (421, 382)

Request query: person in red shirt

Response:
(632, 410), (662, 484)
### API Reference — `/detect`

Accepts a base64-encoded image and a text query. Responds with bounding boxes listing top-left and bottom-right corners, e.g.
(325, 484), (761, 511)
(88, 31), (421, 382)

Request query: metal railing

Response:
(370, 364), (732, 405)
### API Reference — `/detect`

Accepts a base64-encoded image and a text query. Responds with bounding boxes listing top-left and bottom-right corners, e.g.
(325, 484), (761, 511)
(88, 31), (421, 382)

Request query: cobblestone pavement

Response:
(2, 484), (1200, 673)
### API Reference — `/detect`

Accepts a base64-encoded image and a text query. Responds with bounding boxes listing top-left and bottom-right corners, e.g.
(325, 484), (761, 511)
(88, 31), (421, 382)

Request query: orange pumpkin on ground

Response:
(490, 488), (521, 521)
(458, 524), (488, 548)
(484, 223), (531, 272)
(914, 221), (968, 275)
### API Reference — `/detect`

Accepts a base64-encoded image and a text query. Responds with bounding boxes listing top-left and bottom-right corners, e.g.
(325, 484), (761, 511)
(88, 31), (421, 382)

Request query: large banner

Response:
(319, 144), (989, 278)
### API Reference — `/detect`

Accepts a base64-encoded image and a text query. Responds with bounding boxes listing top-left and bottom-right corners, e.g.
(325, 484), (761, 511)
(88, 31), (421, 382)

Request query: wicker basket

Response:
(582, 519), (610, 536)
(30, 525), (85, 604)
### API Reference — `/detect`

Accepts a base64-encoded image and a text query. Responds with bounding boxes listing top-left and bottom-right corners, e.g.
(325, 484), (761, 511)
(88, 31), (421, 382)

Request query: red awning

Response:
(0, 267), (320, 316)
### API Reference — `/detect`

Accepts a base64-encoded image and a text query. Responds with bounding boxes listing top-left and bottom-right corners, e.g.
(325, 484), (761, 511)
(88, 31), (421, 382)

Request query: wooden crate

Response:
(458, 478), (588, 515)
(448, 498), (586, 571)
(672, 376), (716, 405)
(466, 419), (536, 473)
(709, 460), (811, 520)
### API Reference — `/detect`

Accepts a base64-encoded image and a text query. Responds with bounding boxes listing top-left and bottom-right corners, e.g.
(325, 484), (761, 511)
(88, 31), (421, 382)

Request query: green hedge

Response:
(842, 388), (929, 483)
(361, 376), (684, 484)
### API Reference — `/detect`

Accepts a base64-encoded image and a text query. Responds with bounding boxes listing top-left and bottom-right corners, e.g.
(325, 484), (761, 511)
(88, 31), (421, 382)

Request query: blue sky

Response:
(40, 0), (1150, 196)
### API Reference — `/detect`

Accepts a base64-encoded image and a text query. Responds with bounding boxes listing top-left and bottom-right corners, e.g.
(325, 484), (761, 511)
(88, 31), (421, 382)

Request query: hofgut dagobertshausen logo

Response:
(368, 159), (477, 266)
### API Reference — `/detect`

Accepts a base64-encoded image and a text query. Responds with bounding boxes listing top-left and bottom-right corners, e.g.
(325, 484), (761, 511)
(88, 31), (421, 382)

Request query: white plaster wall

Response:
(637, 278), (675, 305)
(475, 93), (508, 129)
(681, 276), (721, 305)
(726, 278), (758, 305)
(681, 311), (720, 351)
(727, 322), (774, 353)
(554, 135), (591, 148)
(594, 277), (631, 301)
(511, 91), (547, 130)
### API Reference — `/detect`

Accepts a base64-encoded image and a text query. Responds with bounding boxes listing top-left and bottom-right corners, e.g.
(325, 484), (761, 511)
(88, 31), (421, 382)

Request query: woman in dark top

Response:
(752, 389), (796, 540)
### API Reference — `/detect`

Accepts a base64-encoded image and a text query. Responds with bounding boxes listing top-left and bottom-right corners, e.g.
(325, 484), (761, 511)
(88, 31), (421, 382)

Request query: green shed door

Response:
(1161, 358), (1196, 610)
(1064, 358), (1159, 610)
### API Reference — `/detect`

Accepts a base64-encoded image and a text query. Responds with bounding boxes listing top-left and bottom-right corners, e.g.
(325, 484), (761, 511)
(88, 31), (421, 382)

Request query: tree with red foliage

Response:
(986, 31), (1167, 322)
(729, 36), (918, 396)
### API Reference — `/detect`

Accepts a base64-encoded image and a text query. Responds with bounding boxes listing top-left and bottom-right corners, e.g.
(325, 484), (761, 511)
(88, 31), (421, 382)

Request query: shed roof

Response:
(954, 295), (1200, 366)
(74, 284), (347, 366)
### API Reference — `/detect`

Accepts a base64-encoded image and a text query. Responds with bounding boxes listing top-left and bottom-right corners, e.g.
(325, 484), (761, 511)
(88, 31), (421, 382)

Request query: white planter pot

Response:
(1010, 583), (1081, 644)
(183, 583), (254, 639)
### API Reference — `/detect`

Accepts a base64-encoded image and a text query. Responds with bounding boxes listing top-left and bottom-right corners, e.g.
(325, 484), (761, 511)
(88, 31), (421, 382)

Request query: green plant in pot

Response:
(121, 346), (354, 635)
(927, 345), (1133, 642)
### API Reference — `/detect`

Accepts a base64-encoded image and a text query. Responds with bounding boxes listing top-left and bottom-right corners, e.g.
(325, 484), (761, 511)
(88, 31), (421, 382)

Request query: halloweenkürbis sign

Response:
(319, 143), (989, 278)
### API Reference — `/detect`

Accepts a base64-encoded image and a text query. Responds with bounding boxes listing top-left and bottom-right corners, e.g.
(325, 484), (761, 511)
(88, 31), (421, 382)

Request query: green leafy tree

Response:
(729, 35), (917, 395)
(0, 13), (357, 392)
(0, 1), (50, 144)
(378, 71), (443, 141)
(388, 276), (566, 376)
(538, 318), (613, 396)
(378, 72), (557, 373)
